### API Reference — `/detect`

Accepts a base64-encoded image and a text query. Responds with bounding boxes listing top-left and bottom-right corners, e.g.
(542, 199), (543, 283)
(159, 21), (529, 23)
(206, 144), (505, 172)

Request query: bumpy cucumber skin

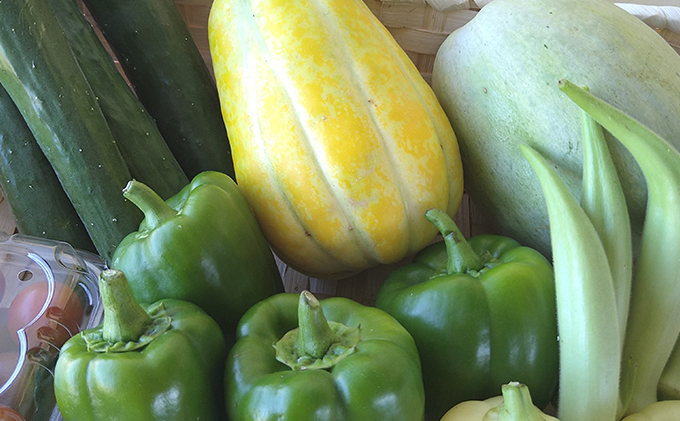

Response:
(0, 85), (96, 253)
(50, 0), (189, 200)
(82, 0), (235, 180)
(0, 0), (143, 262)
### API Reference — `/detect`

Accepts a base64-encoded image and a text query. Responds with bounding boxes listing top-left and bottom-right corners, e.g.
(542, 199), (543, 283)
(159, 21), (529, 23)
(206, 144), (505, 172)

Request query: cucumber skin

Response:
(0, 85), (96, 253)
(82, 0), (235, 180)
(0, 0), (143, 262)
(50, 0), (189, 200)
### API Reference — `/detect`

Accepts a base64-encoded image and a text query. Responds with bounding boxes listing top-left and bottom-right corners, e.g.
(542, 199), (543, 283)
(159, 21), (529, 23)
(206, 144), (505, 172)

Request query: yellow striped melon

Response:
(208, 0), (464, 280)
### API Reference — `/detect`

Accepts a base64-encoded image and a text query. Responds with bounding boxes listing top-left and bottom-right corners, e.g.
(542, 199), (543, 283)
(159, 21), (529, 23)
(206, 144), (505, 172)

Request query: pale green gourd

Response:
(432, 0), (680, 257)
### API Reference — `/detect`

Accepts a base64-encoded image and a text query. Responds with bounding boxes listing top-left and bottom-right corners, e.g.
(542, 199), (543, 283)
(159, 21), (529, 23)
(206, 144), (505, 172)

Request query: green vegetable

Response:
(81, 0), (234, 180)
(0, 0), (143, 261)
(520, 143), (621, 421)
(558, 79), (680, 416)
(0, 85), (95, 252)
(110, 171), (283, 341)
(54, 269), (227, 420)
(659, 339), (680, 401)
(49, 0), (189, 200)
(375, 208), (558, 420)
(432, 0), (680, 257)
(226, 290), (425, 420)
(578, 105), (632, 348)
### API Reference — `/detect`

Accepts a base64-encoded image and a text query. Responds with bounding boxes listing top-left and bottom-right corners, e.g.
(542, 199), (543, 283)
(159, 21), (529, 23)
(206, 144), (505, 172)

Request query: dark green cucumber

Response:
(0, 85), (96, 253)
(50, 0), (189, 200)
(81, 0), (235, 180)
(0, 0), (143, 262)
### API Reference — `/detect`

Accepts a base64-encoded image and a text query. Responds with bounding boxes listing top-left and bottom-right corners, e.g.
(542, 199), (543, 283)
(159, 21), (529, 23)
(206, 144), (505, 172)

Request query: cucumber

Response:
(0, 0), (143, 262)
(81, 0), (235, 180)
(49, 0), (189, 200)
(0, 85), (96, 253)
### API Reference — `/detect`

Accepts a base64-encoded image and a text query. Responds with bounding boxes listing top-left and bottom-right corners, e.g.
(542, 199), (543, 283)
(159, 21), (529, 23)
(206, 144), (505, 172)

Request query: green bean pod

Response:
(579, 108), (632, 350)
(521, 143), (620, 421)
(559, 79), (680, 415)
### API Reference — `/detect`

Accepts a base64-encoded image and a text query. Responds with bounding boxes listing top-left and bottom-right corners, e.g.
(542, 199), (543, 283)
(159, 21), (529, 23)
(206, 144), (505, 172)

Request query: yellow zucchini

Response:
(208, 0), (464, 280)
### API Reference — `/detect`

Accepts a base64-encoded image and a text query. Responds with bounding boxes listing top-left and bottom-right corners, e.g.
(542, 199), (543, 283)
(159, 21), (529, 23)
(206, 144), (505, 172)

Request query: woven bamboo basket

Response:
(0, 0), (678, 307)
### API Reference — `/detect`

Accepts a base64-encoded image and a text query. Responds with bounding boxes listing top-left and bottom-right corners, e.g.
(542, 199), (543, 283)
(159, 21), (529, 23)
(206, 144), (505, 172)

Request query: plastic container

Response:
(0, 234), (104, 421)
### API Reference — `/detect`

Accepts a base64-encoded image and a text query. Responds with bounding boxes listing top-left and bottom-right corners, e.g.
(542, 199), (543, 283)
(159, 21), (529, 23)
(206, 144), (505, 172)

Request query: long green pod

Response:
(559, 79), (680, 415)
(579, 109), (632, 349)
(49, 0), (189, 199)
(520, 143), (620, 421)
(658, 337), (680, 401)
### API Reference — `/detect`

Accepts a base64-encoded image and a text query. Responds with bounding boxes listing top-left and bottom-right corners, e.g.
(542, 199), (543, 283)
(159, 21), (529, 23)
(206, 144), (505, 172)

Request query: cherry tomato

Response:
(7, 282), (83, 350)
(0, 405), (26, 421)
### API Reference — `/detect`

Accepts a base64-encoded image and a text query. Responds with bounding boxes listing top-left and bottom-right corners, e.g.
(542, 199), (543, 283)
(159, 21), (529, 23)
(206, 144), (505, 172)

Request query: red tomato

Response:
(0, 405), (26, 421)
(7, 282), (83, 350)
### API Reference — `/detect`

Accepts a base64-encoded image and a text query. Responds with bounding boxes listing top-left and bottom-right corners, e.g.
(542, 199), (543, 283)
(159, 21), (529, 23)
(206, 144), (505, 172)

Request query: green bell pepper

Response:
(226, 290), (426, 421)
(54, 269), (227, 420)
(111, 171), (284, 342)
(376, 209), (559, 420)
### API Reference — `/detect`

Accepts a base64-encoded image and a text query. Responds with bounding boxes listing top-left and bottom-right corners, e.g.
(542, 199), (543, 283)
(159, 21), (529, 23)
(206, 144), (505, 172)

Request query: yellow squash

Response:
(208, 0), (463, 280)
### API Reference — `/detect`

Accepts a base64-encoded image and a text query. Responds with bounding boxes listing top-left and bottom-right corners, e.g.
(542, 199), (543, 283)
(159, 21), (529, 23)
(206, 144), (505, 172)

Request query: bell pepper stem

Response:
(100, 269), (152, 344)
(122, 179), (177, 230)
(484, 382), (546, 421)
(296, 291), (337, 359)
(425, 208), (484, 273)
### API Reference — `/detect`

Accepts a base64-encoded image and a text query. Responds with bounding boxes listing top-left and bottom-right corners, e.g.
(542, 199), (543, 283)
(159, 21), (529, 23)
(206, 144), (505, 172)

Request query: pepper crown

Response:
(274, 291), (360, 370)
(83, 269), (171, 353)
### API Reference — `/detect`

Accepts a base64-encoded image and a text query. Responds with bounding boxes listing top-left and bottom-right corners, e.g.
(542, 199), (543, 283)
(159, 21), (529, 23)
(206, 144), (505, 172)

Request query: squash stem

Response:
(100, 269), (152, 344)
(424, 208), (484, 273)
(122, 179), (177, 230)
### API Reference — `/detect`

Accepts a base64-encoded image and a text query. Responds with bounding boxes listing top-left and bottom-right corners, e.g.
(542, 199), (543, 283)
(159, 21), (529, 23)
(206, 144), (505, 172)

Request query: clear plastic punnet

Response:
(0, 234), (104, 421)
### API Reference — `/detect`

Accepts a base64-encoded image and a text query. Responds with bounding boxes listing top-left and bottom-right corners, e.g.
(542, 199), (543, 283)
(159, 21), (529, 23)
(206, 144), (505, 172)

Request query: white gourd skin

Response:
(208, 0), (464, 279)
(432, 0), (680, 258)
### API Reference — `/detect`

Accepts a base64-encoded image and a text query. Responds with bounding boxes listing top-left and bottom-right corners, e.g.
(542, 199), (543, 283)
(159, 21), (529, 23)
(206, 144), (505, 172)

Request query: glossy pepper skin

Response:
(226, 291), (426, 421)
(376, 209), (558, 420)
(54, 269), (227, 421)
(111, 171), (284, 342)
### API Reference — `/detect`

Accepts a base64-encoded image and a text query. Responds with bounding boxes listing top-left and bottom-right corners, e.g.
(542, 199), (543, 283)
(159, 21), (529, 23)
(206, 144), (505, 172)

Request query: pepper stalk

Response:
(99, 269), (152, 344)
(483, 382), (552, 421)
(273, 291), (360, 371)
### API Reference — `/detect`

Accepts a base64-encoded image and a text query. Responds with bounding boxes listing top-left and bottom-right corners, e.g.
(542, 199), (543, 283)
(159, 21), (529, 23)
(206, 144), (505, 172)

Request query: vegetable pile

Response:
(0, 0), (680, 420)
